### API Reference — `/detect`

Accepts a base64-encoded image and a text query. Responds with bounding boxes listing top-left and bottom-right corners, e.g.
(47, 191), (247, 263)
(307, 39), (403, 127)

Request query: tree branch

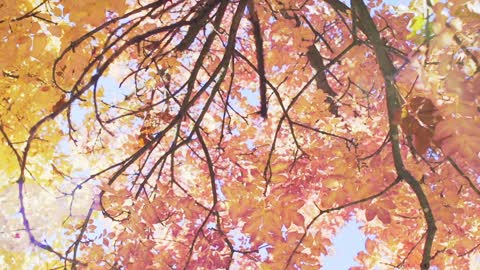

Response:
(351, 1), (437, 269)
(283, 176), (402, 269)
(306, 44), (339, 116)
(247, 0), (268, 118)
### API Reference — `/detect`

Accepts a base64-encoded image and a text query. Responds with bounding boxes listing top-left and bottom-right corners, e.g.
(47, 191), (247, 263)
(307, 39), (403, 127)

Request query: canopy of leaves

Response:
(0, 0), (479, 269)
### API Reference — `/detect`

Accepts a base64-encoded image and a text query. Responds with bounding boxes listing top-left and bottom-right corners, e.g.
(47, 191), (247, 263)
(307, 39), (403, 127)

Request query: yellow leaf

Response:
(32, 33), (48, 59)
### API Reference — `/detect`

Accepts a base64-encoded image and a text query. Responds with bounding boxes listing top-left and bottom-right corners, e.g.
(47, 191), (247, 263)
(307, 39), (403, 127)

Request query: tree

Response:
(0, 0), (479, 269)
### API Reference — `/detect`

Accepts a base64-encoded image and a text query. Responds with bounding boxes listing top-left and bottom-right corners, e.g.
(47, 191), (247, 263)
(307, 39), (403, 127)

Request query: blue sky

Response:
(322, 220), (367, 269)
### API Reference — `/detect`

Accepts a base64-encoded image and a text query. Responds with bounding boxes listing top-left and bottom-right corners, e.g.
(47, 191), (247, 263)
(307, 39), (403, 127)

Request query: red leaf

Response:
(377, 208), (391, 224)
(413, 127), (433, 155)
(365, 207), (377, 221)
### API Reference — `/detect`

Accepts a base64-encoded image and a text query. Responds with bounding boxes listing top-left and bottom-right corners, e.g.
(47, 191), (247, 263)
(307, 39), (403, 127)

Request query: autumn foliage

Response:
(1, 0), (479, 269)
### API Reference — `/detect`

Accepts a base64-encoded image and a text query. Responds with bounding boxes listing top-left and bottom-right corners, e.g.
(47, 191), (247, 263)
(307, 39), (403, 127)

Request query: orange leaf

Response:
(365, 238), (375, 253)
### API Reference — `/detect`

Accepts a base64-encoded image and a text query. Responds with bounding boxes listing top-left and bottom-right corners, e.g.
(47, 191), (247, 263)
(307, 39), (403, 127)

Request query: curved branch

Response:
(283, 176), (402, 269)
(351, 1), (437, 269)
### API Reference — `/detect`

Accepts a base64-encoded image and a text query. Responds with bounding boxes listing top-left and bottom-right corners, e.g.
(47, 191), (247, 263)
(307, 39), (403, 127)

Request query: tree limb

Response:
(351, 1), (437, 269)
(307, 44), (339, 116)
(247, 0), (268, 118)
